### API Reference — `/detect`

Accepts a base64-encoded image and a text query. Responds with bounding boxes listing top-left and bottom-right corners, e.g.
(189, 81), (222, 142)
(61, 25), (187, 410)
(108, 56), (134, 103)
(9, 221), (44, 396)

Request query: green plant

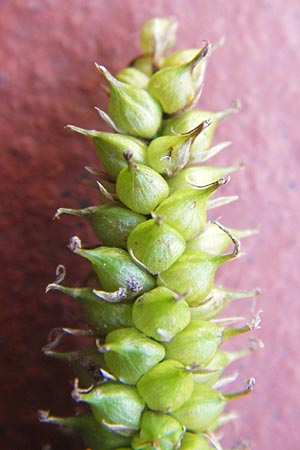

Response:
(40, 17), (261, 450)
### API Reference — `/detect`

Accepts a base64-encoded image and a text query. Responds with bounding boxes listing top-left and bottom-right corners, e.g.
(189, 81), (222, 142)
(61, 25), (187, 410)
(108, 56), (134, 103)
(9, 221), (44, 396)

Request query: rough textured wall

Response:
(1, 1), (299, 449)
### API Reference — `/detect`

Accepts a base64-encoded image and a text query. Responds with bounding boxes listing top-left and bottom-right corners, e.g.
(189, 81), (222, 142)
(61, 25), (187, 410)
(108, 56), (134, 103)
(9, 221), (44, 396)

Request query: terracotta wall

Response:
(1, 1), (299, 449)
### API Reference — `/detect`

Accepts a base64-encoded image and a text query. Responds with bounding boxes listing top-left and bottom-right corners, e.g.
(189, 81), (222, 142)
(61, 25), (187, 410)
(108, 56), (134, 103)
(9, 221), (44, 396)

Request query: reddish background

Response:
(1, 1), (299, 449)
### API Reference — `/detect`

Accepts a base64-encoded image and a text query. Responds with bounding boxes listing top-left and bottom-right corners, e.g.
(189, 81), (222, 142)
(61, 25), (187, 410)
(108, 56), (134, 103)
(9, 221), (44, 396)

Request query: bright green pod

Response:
(130, 54), (153, 76)
(187, 222), (257, 255)
(132, 411), (183, 450)
(116, 156), (169, 215)
(160, 47), (209, 90)
(97, 64), (162, 139)
(43, 347), (106, 387)
(164, 320), (250, 367)
(116, 67), (150, 89)
(38, 411), (132, 450)
(154, 179), (226, 241)
(140, 17), (177, 62)
(72, 382), (145, 436)
(127, 217), (186, 275)
(172, 381), (254, 433)
(55, 204), (146, 249)
(192, 348), (250, 386)
(164, 320), (223, 367)
(70, 242), (156, 298)
(168, 164), (241, 194)
(190, 286), (260, 320)
(161, 105), (238, 158)
(98, 328), (165, 385)
(157, 249), (238, 306)
(147, 122), (208, 176)
(132, 287), (191, 342)
(46, 284), (133, 335)
(148, 43), (209, 114)
(137, 360), (194, 412)
(66, 126), (148, 180)
(180, 432), (212, 450)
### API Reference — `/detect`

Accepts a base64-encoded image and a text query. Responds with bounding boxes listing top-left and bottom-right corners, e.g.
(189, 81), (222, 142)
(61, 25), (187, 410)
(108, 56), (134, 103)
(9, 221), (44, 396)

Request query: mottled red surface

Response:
(1, 1), (299, 449)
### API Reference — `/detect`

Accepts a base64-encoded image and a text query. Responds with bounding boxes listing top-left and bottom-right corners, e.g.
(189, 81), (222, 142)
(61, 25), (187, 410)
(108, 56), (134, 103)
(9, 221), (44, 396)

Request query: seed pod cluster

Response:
(42, 17), (260, 450)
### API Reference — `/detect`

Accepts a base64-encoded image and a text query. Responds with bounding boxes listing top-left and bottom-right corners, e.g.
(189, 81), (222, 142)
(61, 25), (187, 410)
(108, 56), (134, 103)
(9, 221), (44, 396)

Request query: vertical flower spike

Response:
(96, 64), (162, 138)
(43, 17), (259, 450)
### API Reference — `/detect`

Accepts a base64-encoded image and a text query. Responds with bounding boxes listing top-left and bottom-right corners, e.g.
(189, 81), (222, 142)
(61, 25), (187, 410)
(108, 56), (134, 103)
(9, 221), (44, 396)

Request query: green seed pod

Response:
(72, 381), (145, 436)
(164, 318), (252, 368)
(147, 121), (210, 176)
(132, 287), (191, 341)
(116, 153), (169, 214)
(161, 105), (239, 157)
(46, 284), (133, 335)
(116, 67), (150, 89)
(158, 246), (239, 306)
(160, 47), (209, 91)
(148, 43), (210, 114)
(66, 126), (148, 180)
(127, 216), (186, 275)
(43, 347), (106, 387)
(168, 164), (242, 194)
(137, 360), (194, 412)
(38, 411), (132, 450)
(132, 411), (183, 450)
(140, 17), (177, 63)
(180, 432), (212, 450)
(97, 328), (165, 385)
(192, 347), (251, 386)
(190, 286), (260, 320)
(96, 64), (162, 139)
(164, 320), (223, 367)
(69, 240), (156, 298)
(154, 179), (227, 241)
(187, 222), (258, 256)
(55, 205), (146, 249)
(172, 380), (254, 433)
(130, 54), (153, 76)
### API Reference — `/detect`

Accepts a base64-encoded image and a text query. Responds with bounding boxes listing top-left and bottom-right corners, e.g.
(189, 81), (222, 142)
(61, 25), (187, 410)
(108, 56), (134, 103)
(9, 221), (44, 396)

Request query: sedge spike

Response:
(43, 17), (260, 450)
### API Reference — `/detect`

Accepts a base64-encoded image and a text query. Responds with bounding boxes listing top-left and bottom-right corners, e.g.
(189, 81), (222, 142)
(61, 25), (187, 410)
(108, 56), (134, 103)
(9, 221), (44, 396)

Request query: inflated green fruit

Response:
(69, 240), (155, 298)
(116, 152), (169, 214)
(130, 54), (153, 76)
(148, 43), (210, 114)
(72, 381), (145, 435)
(154, 179), (227, 241)
(46, 284), (133, 335)
(180, 432), (212, 450)
(190, 286), (260, 320)
(43, 347), (106, 387)
(158, 247), (239, 306)
(137, 360), (195, 412)
(172, 380), (255, 433)
(161, 105), (239, 159)
(187, 222), (258, 255)
(164, 319), (250, 367)
(55, 204), (146, 249)
(39, 411), (132, 450)
(167, 164), (242, 194)
(140, 17), (177, 64)
(147, 120), (210, 176)
(127, 216), (186, 274)
(116, 67), (150, 89)
(132, 287), (191, 341)
(96, 64), (162, 138)
(66, 126), (148, 179)
(97, 328), (165, 385)
(132, 411), (183, 450)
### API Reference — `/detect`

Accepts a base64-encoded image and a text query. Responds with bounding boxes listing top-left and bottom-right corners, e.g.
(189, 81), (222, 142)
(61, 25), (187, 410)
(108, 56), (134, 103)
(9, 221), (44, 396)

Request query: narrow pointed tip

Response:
(45, 283), (59, 293)
(38, 409), (50, 421)
(68, 236), (82, 253)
